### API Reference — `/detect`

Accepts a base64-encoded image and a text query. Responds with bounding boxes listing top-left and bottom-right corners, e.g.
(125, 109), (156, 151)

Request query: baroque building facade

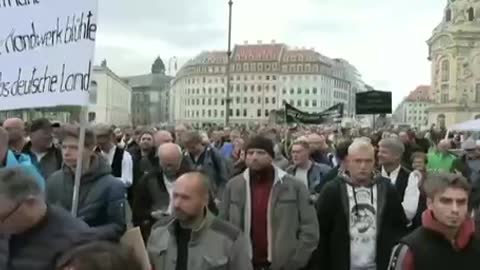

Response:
(171, 41), (364, 126)
(427, 0), (480, 127)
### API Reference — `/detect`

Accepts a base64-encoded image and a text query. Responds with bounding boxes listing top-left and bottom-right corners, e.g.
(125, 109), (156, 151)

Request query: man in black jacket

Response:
(319, 139), (352, 193)
(132, 143), (190, 240)
(378, 138), (421, 225)
(314, 140), (408, 270)
(0, 167), (97, 270)
(47, 125), (127, 241)
(22, 118), (63, 179)
(389, 173), (480, 270)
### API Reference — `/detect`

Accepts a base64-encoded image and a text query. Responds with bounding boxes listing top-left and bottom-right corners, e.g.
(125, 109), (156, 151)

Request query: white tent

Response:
(449, 119), (480, 131)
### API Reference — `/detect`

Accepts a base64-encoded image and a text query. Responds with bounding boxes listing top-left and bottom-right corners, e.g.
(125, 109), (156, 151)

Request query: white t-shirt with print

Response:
(346, 184), (378, 270)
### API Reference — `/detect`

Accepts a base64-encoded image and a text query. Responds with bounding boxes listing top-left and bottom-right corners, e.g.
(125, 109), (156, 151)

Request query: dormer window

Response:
(446, 8), (452, 22)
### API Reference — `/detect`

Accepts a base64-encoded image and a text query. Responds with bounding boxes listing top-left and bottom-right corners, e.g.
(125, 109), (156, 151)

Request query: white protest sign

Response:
(0, 0), (98, 111)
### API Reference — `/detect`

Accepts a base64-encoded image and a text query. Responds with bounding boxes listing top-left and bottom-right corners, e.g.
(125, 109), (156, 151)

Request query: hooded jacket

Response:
(1, 150), (45, 190)
(46, 154), (127, 241)
(313, 174), (408, 270)
(388, 210), (480, 270)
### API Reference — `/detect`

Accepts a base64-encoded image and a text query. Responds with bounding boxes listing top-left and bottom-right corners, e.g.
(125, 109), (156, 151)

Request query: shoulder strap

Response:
(388, 244), (409, 270)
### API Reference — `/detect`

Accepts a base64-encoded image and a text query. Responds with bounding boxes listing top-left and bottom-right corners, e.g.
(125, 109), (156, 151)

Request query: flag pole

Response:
(71, 106), (87, 217)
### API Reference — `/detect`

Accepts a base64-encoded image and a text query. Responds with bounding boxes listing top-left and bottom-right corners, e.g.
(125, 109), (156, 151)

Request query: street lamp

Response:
(225, 0), (233, 126)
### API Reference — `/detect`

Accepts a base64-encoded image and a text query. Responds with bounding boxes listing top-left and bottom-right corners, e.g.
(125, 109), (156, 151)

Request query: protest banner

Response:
(0, 0), (98, 110)
(285, 102), (344, 125)
(0, 0), (99, 217)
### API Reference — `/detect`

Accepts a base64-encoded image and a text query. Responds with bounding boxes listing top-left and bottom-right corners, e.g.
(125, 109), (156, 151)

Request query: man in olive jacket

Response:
(148, 172), (251, 270)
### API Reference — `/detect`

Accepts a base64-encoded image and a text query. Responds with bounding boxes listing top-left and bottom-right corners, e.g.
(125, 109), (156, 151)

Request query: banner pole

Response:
(71, 106), (87, 217)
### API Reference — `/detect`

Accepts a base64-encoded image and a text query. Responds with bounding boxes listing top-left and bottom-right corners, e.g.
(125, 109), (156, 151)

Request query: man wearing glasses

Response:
(0, 167), (96, 270)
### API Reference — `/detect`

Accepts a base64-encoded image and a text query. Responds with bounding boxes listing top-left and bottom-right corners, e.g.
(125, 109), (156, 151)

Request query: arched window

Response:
(441, 59), (450, 82)
(446, 9), (452, 22)
(468, 7), (474, 21)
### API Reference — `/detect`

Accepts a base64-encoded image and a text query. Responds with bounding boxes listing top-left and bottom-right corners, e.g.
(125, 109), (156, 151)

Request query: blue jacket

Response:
(4, 150), (45, 191)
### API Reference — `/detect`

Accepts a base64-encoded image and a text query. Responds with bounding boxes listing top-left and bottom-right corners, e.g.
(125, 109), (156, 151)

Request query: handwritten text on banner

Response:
(0, 0), (98, 111)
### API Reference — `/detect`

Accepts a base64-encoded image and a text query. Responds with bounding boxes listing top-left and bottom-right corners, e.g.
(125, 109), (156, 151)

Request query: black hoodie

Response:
(46, 154), (127, 241)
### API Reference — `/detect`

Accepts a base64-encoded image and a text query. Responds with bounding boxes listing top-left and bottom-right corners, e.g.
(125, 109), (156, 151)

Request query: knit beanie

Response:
(245, 136), (275, 158)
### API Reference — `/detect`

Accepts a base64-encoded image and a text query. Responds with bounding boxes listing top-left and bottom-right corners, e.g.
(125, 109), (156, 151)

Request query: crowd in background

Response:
(0, 117), (480, 269)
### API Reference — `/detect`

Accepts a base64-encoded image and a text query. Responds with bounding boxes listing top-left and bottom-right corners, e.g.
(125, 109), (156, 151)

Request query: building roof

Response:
(406, 85), (432, 102)
(124, 73), (173, 89)
(281, 49), (319, 63)
(186, 51), (228, 66)
(233, 43), (285, 62)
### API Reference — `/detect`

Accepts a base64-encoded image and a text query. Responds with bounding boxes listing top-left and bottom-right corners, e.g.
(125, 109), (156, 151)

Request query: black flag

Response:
(285, 102), (344, 124)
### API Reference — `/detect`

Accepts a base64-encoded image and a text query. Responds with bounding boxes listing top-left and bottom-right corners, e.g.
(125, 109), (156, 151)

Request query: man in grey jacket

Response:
(220, 136), (319, 270)
(148, 171), (251, 270)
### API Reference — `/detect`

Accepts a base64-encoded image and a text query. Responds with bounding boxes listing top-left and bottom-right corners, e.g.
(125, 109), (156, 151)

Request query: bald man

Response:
(148, 172), (252, 270)
(154, 130), (173, 147)
(313, 140), (407, 270)
(132, 143), (186, 240)
(2, 118), (26, 153)
(0, 128), (8, 165)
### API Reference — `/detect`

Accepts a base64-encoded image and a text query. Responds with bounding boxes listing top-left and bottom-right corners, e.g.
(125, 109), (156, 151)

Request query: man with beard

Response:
(136, 130), (159, 176)
(147, 172), (251, 270)
(132, 143), (220, 241)
(220, 136), (319, 270)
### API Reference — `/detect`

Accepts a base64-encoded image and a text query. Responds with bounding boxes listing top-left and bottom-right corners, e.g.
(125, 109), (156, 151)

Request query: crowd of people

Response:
(0, 117), (480, 270)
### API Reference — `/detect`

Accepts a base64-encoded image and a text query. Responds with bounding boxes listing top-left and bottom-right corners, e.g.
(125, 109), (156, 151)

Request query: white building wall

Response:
(91, 67), (132, 126)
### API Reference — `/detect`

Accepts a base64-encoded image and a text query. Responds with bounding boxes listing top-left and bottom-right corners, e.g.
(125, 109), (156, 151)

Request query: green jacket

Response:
(427, 150), (457, 173)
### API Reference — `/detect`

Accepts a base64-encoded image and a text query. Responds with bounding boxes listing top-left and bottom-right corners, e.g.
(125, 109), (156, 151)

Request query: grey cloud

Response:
(97, 0), (227, 49)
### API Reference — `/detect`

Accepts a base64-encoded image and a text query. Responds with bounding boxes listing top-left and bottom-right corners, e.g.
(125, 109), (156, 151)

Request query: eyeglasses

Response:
(0, 202), (23, 223)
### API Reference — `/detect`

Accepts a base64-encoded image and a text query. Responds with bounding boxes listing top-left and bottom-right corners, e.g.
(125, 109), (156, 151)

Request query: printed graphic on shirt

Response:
(347, 185), (378, 270)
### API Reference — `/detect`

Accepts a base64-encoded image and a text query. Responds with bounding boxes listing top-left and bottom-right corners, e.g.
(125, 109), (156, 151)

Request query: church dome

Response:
(151, 57), (166, 74)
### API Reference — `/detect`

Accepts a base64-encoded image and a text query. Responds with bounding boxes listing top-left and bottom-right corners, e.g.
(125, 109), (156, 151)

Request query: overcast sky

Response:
(95, 0), (446, 107)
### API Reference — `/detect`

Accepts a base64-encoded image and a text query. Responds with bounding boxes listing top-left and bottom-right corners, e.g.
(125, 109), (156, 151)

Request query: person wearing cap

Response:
(22, 118), (63, 179)
(95, 124), (133, 188)
(219, 136), (319, 270)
